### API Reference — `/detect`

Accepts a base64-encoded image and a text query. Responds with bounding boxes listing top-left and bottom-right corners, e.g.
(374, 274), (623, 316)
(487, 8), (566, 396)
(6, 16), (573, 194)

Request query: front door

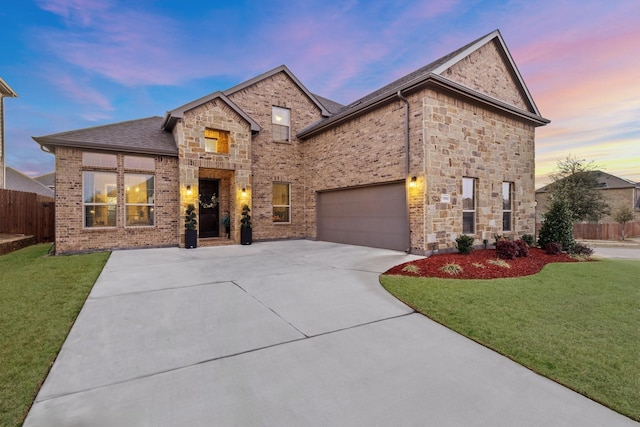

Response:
(199, 179), (220, 238)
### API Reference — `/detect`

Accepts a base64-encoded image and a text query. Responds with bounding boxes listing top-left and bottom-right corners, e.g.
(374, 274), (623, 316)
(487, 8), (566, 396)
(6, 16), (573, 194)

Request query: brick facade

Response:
(227, 72), (323, 241)
(42, 31), (548, 255)
(54, 147), (179, 253)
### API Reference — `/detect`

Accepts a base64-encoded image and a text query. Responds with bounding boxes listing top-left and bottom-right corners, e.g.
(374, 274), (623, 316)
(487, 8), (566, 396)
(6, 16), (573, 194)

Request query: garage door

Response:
(317, 182), (408, 251)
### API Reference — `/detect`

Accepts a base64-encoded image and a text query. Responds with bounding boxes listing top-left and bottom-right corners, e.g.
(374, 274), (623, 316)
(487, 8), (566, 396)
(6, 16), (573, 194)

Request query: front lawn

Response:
(381, 258), (640, 421)
(0, 244), (109, 427)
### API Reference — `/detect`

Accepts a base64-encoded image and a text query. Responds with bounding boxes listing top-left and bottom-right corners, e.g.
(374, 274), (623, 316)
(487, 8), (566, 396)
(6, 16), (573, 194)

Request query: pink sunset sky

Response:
(1, 0), (638, 187)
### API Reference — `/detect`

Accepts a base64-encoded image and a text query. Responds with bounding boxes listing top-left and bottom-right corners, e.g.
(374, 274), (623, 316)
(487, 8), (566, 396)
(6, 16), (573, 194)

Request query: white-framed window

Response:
(125, 174), (155, 226)
(272, 106), (290, 142)
(83, 171), (117, 227)
(272, 182), (290, 223)
(204, 128), (230, 154)
(462, 177), (476, 234)
(502, 182), (514, 231)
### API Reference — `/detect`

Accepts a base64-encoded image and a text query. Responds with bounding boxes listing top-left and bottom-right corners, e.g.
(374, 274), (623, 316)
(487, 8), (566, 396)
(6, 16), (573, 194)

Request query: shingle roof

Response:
(298, 30), (549, 138)
(33, 117), (177, 156)
(312, 94), (344, 115)
(5, 167), (54, 197)
(34, 172), (55, 189)
(536, 170), (638, 193)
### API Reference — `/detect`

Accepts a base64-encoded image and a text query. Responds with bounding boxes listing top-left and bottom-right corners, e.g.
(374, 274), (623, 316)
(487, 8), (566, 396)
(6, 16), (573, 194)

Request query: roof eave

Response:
(32, 136), (179, 157)
(0, 78), (18, 97)
(298, 73), (549, 138)
(162, 92), (262, 133)
(224, 65), (331, 117)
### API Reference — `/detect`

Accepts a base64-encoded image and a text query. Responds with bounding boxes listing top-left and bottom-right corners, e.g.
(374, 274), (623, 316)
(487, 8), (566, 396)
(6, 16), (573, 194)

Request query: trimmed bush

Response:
(570, 242), (594, 256)
(544, 242), (563, 255)
(455, 235), (475, 255)
(514, 239), (530, 257)
(538, 197), (575, 252)
(496, 240), (517, 260)
(521, 234), (535, 247)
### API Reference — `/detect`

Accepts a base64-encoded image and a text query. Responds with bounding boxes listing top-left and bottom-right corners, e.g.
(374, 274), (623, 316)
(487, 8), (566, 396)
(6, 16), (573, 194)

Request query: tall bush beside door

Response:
(240, 204), (252, 245)
(185, 204), (197, 249)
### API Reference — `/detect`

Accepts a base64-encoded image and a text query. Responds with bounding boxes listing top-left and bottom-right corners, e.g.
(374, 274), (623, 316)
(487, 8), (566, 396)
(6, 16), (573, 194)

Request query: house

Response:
(5, 167), (55, 198)
(34, 172), (55, 192)
(536, 171), (640, 223)
(33, 30), (549, 255)
(0, 77), (18, 189)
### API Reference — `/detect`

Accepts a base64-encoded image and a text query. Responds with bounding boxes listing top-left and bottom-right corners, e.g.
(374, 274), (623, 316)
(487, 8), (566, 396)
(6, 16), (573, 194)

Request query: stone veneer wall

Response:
(423, 88), (536, 251)
(54, 147), (179, 254)
(174, 99), (252, 245)
(227, 71), (323, 241)
(442, 39), (529, 110)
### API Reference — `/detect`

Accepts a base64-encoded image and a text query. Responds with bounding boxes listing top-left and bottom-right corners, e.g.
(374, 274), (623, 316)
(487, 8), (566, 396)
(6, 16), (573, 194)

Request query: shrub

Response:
(538, 196), (575, 252)
(440, 263), (463, 275)
(496, 240), (517, 260)
(570, 242), (594, 256)
(455, 235), (475, 255)
(521, 234), (535, 247)
(514, 239), (530, 258)
(401, 264), (421, 274)
(487, 259), (511, 268)
(544, 242), (563, 255)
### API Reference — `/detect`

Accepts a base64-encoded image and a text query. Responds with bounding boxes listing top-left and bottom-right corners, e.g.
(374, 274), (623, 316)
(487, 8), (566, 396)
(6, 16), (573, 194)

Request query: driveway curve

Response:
(25, 241), (637, 426)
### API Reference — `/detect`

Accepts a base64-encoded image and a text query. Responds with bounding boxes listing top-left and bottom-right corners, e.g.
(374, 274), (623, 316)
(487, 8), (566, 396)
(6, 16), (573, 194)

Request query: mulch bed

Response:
(385, 248), (581, 279)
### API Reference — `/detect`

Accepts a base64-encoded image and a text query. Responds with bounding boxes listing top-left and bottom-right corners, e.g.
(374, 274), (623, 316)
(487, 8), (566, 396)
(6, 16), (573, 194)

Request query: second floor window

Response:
(204, 128), (230, 154)
(272, 106), (290, 142)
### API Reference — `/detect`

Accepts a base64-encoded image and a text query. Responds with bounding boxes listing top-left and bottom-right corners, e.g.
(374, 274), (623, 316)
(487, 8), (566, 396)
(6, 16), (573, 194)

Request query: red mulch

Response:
(385, 248), (581, 279)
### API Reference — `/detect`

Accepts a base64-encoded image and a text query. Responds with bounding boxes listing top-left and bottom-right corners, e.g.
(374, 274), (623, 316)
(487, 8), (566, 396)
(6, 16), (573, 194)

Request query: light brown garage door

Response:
(317, 182), (408, 251)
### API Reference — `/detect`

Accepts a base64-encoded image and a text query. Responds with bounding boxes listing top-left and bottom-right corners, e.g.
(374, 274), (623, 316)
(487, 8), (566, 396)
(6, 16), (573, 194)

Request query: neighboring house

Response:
(34, 30), (549, 254)
(0, 77), (18, 189)
(536, 171), (640, 223)
(34, 172), (55, 192)
(5, 167), (55, 198)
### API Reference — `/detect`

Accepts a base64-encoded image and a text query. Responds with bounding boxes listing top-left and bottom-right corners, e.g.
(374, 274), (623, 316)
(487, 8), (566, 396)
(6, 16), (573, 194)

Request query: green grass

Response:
(0, 244), (109, 427)
(381, 259), (640, 421)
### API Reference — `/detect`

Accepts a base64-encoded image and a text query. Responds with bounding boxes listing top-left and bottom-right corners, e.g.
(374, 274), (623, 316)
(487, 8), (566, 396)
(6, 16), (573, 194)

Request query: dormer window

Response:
(272, 106), (290, 142)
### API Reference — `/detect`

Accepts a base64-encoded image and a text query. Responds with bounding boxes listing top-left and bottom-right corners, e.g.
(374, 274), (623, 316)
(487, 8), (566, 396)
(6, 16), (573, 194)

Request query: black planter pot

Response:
(185, 229), (197, 249)
(240, 227), (252, 245)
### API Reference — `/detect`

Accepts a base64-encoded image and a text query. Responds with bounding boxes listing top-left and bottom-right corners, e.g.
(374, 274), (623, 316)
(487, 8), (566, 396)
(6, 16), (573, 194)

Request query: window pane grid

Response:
(125, 174), (155, 226)
(462, 177), (476, 234)
(273, 182), (290, 223)
(502, 182), (513, 231)
(83, 171), (117, 227)
(272, 107), (290, 142)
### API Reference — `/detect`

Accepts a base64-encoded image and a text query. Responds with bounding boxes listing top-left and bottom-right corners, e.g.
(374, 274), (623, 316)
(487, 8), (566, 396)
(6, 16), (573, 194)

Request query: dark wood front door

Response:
(199, 179), (220, 238)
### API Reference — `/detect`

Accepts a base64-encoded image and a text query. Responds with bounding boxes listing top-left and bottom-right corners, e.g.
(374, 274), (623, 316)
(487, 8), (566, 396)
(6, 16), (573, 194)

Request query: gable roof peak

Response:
(223, 65), (331, 117)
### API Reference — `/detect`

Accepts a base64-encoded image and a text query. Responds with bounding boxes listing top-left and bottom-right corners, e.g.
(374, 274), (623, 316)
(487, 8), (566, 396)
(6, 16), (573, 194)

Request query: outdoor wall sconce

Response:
(186, 185), (192, 196)
(409, 176), (417, 188)
(241, 188), (247, 196)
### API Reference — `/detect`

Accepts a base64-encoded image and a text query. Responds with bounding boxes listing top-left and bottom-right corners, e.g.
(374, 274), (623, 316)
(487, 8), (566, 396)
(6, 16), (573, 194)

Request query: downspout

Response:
(397, 90), (411, 253)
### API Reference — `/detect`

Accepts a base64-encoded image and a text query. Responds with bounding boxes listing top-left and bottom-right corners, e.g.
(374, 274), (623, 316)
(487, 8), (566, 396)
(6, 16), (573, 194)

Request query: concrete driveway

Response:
(25, 241), (637, 426)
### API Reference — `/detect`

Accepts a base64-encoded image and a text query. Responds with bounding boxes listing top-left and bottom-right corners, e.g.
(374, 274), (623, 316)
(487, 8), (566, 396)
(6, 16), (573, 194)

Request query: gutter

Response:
(397, 90), (412, 253)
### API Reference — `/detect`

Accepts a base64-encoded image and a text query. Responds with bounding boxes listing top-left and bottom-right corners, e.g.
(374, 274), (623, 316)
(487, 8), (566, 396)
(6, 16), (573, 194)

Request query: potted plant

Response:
(240, 204), (252, 245)
(184, 203), (197, 249)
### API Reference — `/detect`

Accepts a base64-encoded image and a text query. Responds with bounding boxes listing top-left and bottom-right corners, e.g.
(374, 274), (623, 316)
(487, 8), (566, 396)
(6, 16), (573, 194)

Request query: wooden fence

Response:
(573, 221), (640, 241)
(0, 188), (55, 242)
